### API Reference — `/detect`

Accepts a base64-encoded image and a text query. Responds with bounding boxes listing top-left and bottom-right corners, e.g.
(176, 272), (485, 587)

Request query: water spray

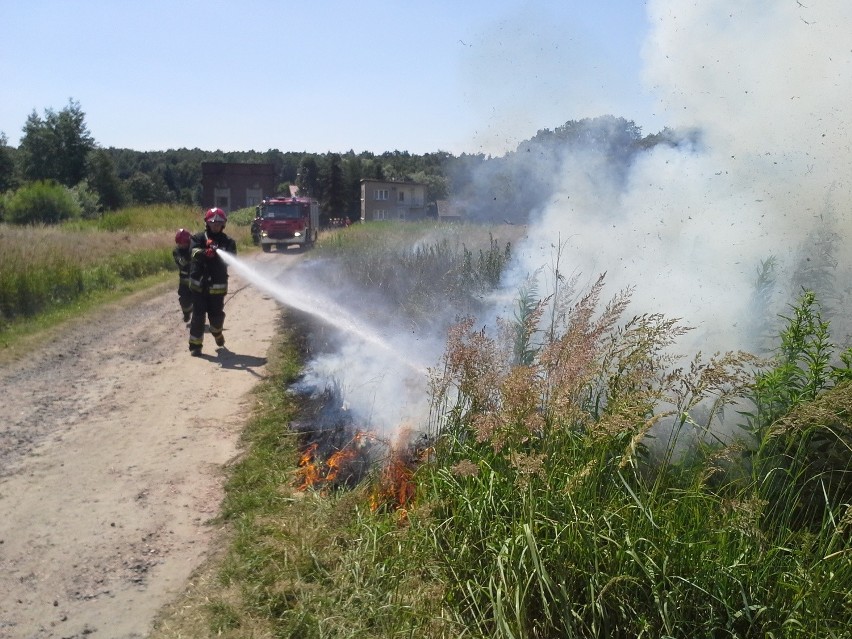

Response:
(216, 250), (430, 377)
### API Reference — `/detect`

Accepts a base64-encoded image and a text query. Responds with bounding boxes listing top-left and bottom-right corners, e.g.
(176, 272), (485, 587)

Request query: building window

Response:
(398, 191), (405, 202)
(375, 209), (387, 220)
(214, 187), (231, 211)
(246, 188), (263, 207)
(397, 210), (406, 220)
(374, 189), (388, 201)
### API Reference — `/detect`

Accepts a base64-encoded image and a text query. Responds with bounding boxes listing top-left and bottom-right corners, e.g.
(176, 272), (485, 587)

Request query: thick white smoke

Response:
(280, 2), (852, 446)
(504, 0), (852, 355)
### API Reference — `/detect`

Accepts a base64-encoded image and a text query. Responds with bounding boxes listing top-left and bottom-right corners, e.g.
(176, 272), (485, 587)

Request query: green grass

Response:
(315, 221), (518, 321)
(0, 204), (255, 342)
(415, 283), (852, 638)
(61, 203), (203, 232)
(28, 217), (839, 639)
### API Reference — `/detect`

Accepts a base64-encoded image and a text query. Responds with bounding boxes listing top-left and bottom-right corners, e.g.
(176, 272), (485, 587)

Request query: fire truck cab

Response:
(251, 196), (320, 252)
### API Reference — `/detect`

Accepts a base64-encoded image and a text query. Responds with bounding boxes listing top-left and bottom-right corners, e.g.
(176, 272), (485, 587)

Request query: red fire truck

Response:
(251, 196), (320, 252)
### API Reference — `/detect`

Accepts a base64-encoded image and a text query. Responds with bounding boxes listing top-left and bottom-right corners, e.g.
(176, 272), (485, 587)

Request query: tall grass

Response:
(317, 221), (516, 320)
(0, 205), (252, 330)
(416, 280), (852, 637)
(57, 203), (201, 231)
(151, 223), (851, 638)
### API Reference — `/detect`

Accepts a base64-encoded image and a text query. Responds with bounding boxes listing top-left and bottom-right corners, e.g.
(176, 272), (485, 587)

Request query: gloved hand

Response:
(205, 239), (218, 258)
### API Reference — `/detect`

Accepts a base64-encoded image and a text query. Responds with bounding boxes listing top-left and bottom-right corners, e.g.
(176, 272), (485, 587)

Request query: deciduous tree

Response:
(321, 153), (347, 217)
(86, 149), (125, 210)
(18, 99), (95, 187)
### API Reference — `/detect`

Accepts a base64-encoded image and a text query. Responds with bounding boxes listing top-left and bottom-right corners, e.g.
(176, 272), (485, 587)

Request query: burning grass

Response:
(288, 284), (849, 636)
(289, 384), (427, 516)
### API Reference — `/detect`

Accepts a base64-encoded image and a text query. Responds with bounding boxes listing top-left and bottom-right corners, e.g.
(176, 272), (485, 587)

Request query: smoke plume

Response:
(278, 1), (852, 446)
(502, 0), (852, 355)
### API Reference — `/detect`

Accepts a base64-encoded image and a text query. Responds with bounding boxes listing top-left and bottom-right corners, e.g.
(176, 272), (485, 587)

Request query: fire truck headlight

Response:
(261, 231), (268, 238)
(294, 231), (302, 237)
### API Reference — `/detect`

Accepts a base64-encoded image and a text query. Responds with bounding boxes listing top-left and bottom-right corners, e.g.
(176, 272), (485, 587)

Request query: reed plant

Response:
(412, 280), (852, 637)
(317, 221), (515, 321)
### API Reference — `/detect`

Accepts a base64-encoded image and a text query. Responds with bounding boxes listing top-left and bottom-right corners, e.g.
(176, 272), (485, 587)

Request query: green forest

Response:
(0, 99), (681, 226)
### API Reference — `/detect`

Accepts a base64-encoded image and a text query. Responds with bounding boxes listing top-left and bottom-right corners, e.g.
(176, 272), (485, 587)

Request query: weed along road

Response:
(0, 251), (298, 639)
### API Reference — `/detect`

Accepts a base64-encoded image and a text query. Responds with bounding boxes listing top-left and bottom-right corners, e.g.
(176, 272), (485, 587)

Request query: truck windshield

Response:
(261, 203), (303, 219)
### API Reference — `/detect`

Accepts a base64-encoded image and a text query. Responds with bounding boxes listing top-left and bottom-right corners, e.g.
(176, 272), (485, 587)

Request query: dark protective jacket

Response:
(189, 229), (237, 294)
(172, 246), (192, 283)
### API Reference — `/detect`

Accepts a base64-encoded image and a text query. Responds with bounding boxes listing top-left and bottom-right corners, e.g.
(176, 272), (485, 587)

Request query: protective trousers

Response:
(188, 290), (225, 349)
(178, 279), (193, 319)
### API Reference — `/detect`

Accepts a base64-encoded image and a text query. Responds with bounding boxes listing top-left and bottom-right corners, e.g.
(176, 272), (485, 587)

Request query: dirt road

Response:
(0, 251), (297, 639)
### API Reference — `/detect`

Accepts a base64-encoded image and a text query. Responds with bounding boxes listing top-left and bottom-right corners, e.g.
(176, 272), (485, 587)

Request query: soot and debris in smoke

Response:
(493, 0), (852, 357)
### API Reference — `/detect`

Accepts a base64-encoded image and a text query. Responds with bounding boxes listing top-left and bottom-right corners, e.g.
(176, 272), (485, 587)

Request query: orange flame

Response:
(295, 430), (421, 512)
(294, 432), (372, 491)
(295, 442), (320, 489)
(325, 446), (358, 483)
(369, 453), (416, 513)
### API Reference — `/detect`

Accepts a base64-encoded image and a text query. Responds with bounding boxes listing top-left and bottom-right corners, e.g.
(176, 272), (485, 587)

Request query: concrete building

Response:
(360, 179), (428, 222)
(201, 162), (276, 212)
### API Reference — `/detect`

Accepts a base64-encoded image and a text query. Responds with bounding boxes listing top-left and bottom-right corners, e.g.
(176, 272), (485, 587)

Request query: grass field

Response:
(0, 205), (254, 341)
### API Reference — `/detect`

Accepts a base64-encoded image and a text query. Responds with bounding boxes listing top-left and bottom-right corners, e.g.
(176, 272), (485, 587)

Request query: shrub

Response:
(71, 180), (102, 219)
(742, 291), (852, 531)
(5, 180), (81, 225)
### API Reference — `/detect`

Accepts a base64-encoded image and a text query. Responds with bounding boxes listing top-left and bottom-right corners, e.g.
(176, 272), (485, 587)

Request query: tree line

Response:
(0, 98), (681, 225)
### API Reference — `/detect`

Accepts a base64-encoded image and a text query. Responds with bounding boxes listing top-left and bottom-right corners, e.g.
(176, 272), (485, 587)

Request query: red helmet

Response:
(204, 207), (227, 224)
(174, 228), (191, 246)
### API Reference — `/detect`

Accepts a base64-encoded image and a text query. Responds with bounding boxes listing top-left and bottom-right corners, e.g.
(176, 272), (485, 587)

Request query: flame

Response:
(294, 431), (373, 491)
(325, 446), (358, 483)
(295, 442), (321, 489)
(294, 428), (422, 513)
(369, 452), (416, 513)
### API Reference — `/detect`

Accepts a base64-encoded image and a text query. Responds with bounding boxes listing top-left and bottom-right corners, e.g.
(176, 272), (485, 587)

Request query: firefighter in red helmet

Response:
(187, 208), (237, 355)
(173, 228), (193, 322)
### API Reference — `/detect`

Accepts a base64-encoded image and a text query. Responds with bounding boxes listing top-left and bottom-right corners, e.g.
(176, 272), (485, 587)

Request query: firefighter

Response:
(187, 208), (237, 356)
(173, 228), (193, 322)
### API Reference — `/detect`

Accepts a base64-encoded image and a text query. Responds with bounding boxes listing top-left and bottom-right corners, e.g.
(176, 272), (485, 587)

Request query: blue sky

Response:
(1, 0), (665, 155)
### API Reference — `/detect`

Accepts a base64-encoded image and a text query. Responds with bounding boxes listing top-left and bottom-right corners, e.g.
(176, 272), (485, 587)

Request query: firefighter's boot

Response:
(189, 334), (203, 356)
(211, 328), (225, 347)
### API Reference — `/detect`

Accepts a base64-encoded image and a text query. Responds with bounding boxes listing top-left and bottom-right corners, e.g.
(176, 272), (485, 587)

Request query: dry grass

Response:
(0, 206), (253, 330)
(1, 224), (174, 264)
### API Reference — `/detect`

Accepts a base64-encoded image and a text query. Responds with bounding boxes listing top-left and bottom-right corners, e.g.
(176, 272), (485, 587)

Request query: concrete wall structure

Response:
(201, 162), (276, 212)
(359, 179), (428, 222)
